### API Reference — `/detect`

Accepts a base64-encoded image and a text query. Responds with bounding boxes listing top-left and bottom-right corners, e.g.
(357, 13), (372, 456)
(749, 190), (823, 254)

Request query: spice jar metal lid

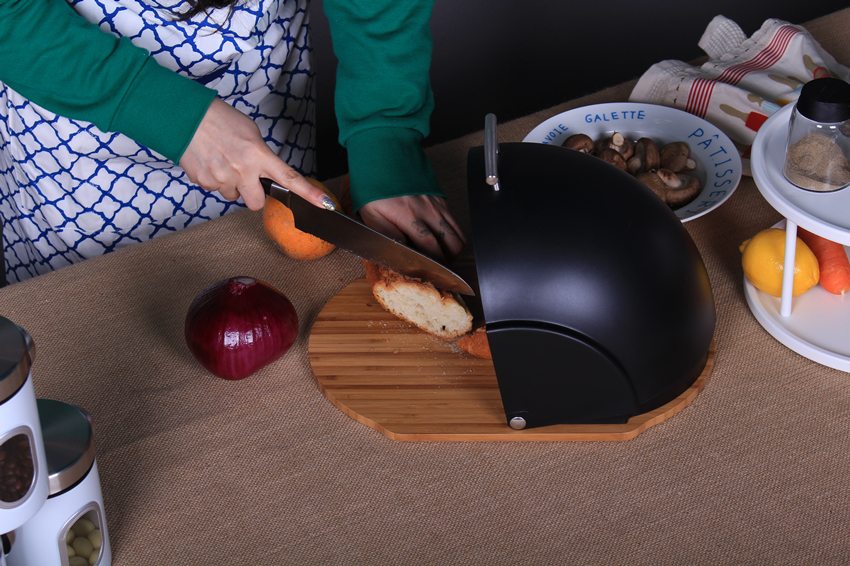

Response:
(795, 78), (850, 123)
(36, 399), (96, 496)
(0, 317), (33, 405)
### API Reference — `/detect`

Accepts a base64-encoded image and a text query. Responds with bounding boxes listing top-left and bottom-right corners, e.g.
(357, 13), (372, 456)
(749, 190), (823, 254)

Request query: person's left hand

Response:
(358, 195), (467, 264)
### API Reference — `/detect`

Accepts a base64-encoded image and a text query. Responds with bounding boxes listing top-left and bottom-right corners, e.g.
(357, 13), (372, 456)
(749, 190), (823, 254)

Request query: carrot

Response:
(797, 228), (850, 295)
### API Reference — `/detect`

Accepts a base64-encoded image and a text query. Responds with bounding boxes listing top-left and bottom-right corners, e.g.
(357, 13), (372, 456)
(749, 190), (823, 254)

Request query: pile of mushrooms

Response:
(563, 132), (701, 209)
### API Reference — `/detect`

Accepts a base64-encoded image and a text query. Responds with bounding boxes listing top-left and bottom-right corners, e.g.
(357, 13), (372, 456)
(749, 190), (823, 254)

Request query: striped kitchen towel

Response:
(629, 15), (850, 174)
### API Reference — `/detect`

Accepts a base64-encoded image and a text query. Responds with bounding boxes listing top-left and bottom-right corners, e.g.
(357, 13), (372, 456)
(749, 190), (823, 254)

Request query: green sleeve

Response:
(322, 0), (446, 213)
(0, 0), (216, 164)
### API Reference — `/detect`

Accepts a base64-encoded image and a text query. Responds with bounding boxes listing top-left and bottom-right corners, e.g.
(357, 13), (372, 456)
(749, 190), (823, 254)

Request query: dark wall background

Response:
(310, 1), (850, 180)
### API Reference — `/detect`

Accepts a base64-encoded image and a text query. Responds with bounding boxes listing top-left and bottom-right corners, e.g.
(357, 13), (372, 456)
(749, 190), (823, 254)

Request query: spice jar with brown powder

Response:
(784, 78), (850, 192)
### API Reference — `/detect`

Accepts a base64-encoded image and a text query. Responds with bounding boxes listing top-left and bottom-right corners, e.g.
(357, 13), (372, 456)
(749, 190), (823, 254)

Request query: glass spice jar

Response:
(783, 77), (850, 192)
(0, 318), (49, 534)
(6, 400), (111, 566)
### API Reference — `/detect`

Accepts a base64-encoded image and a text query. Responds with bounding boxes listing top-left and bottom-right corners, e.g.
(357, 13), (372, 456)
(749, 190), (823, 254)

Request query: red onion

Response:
(185, 277), (298, 380)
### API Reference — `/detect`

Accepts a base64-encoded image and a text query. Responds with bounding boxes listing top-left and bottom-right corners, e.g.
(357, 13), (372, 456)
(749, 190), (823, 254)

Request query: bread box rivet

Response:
(509, 417), (526, 430)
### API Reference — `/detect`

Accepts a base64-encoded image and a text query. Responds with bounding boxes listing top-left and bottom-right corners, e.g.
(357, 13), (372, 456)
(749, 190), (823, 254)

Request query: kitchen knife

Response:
(260, 178), (474, 295)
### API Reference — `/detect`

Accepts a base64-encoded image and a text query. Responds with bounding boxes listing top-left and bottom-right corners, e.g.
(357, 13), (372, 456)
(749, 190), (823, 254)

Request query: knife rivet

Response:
(509, 417), (526, 430)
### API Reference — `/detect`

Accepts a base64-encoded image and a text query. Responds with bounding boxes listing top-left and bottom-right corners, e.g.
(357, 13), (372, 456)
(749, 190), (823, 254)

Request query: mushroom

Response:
(562, 133), (595, 153)
(659, 142), (696, 172)
(656, 169), (701, 208)
(595, 132), (634, 160)
(596, 147), (628, 171)
(636, 171), (668, 202)
(626, 137), (661, 175)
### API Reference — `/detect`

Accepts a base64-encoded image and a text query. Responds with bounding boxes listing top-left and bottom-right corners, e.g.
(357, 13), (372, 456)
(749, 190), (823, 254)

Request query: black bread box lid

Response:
(467, 142), (716, 429)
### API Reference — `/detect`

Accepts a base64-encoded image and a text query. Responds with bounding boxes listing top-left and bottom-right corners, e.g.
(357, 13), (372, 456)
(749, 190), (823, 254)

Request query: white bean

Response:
(72, 518), (95, 537)
(87, 529), (102, 550)
(72, 537), (93, 558)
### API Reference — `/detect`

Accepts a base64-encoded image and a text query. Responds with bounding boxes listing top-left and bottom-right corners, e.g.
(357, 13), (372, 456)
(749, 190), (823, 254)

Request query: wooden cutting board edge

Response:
(308, 278), (714, 442)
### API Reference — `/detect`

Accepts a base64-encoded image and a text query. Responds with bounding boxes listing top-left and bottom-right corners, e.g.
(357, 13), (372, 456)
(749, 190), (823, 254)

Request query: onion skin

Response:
(185, 277), (299, 380)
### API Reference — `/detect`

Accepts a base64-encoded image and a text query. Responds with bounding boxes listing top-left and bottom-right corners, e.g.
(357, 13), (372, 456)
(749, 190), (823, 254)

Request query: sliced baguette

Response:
(363, 260), (473, 340)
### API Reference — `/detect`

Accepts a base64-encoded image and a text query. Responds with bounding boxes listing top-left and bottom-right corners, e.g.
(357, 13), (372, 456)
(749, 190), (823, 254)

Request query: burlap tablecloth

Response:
(3, 8), (850, 565)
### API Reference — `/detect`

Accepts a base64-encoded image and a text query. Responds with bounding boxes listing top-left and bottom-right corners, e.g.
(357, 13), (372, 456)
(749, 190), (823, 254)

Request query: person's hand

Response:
(358, 195), (467, 263)
(179, 98), (331, 211)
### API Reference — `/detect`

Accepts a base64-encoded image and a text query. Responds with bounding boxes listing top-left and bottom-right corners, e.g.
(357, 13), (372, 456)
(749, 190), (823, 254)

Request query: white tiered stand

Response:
(748, 103), (850, 372)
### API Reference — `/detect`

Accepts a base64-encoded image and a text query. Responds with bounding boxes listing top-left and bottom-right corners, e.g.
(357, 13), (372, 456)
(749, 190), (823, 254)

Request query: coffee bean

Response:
(0, 434), (35, 502)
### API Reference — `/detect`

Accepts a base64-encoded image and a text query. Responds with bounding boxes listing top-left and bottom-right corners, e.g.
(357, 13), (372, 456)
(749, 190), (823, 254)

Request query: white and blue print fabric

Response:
(0, 0), (315, 284)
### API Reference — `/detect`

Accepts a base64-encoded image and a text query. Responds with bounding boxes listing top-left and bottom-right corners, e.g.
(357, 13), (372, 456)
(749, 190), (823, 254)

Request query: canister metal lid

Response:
(36, 399), (96, 496)
(796, 78), (850, 123)
(0, 317), (32, 404)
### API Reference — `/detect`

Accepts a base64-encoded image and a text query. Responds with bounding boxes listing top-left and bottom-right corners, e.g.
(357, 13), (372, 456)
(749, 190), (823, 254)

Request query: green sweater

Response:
(0, 0), (444, 213)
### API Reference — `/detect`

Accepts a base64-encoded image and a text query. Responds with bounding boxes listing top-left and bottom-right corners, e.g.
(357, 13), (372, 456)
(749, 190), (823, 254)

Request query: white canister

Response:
(7, 400), (111, 566)
(0, 531), (12, 566)
(0, 317), (49, 533)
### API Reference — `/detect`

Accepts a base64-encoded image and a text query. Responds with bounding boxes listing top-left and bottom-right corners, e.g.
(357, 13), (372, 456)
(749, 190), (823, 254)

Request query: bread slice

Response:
(363, 260), (473, 340)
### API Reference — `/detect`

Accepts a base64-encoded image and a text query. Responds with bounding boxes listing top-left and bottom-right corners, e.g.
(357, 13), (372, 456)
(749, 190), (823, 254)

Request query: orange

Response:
(263, 178), (342, 261)
(740, 228), (819, 297)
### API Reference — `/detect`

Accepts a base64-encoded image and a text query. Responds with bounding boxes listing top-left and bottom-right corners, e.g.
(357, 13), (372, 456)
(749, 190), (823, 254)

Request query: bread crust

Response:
(456, 327), (492, 360)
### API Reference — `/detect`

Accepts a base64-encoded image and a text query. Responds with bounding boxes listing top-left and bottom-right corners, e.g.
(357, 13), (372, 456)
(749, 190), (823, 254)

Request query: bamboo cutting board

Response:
(308, 278), (713, 441)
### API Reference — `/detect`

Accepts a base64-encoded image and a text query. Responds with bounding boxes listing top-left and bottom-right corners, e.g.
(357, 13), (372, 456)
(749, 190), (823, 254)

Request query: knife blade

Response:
(260, 178), (474, 295)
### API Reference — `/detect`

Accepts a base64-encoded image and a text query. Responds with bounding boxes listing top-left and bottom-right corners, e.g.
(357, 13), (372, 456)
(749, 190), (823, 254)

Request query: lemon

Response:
(740, 228), (819, 297)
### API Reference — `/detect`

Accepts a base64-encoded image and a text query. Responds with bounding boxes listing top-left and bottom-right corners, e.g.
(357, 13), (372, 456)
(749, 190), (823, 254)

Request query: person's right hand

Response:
(358, 195), (467, 264)
(179, 98), (332, 211)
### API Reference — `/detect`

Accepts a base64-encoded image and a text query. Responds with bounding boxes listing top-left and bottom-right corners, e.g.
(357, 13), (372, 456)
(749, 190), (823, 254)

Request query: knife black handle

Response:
(260, 177), (291, 207)
(260, 177), (276, 196)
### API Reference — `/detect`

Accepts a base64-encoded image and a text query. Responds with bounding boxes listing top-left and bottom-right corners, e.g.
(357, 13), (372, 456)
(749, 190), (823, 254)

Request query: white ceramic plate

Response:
(743, 219), (850, 372)
(523, 103), (743, 222)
